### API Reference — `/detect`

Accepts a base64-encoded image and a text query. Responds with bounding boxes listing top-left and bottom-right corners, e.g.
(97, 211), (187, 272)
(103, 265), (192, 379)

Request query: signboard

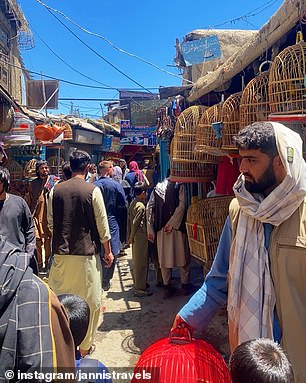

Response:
(101, 134), (112, 151)
(26, 80), (59, 109)
(120, 120), (157, 146)
(75, 129), (103, 145)
(130, 99), (166, 127)
(181, 35), (221, 66)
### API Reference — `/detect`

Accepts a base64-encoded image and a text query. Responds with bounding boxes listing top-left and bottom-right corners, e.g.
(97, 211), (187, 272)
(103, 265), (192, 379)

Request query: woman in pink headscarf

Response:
(125, 161), (143, 198)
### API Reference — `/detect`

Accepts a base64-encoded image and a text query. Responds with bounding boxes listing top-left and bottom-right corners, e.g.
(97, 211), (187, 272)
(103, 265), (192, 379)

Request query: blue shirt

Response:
(179, 217), (281, 342)
(76, 351), (112, 383)
(94, 177), (126, 256)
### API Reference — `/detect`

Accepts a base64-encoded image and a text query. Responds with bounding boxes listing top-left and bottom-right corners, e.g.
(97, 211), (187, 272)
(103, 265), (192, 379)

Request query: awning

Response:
(188, 0), (305, 102)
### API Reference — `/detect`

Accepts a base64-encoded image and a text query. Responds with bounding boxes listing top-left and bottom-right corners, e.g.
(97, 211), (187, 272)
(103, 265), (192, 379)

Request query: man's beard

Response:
(244, 160), (277, 194)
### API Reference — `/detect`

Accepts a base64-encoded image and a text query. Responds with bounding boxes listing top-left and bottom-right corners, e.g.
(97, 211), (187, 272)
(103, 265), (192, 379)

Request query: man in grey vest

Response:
(47, 150), (113, 357)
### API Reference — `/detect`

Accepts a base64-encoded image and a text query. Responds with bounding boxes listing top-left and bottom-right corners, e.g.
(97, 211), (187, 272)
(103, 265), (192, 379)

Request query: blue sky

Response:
(17, 0), (282, 117)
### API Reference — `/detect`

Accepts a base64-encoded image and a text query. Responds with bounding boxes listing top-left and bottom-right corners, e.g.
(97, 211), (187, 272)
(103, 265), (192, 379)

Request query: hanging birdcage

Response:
(170, 106), (217, 182)
(195, 103), (225, 156)
(269, 42), (306, 115)
(221, 92), (242, 152)
(240, 71), (270, 128)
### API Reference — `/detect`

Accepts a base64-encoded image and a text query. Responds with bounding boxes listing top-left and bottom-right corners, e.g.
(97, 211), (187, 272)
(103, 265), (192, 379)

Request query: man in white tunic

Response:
(147, 178), (194, 298)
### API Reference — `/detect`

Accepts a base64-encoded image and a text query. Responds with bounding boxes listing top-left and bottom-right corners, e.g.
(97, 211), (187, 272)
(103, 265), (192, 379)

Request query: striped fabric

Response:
(228, 122), (306, 348)
(0, 236), (55, 380)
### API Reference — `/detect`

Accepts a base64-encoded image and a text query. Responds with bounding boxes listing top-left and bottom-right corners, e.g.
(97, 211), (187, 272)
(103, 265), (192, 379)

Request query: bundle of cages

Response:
(269, 42), (306, 115)
(5, 159), (23, 181)
(47, 156), (64, 178)
(24, 158), (38, 179)
(195, 103), (225, 156)
(170, 105), (219, 182)
(221, 92), (242, 152)
(240, 71), (270, 129)
(186, 196), (233, 271)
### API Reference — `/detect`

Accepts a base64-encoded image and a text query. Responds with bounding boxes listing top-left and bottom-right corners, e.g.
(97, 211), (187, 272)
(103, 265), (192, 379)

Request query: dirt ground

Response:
(92, 248), (230, 371)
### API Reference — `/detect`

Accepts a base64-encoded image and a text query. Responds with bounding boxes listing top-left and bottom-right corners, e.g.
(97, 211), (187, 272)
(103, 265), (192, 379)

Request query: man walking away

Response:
(47, 150), (113, 357)
(94, 160), (127, 291)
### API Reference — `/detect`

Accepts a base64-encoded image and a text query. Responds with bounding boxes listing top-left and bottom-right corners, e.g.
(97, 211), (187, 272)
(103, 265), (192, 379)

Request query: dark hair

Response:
(57, 294), (90, 347)
(0, 166), (10, 191)
(35, 160), (48, 177)
(233, 122), (278, 158)
(69, 150), (91, 173)
(62, 161), (72, 180)
(229, 338), (294, 383)
(134, 181), (146, 196)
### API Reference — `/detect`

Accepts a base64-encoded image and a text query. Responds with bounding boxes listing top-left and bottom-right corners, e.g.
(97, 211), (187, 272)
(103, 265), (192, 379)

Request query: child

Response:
(58, 294), (112, 383)
(229, 338), (294, 383)
(127, 181), (152, 297)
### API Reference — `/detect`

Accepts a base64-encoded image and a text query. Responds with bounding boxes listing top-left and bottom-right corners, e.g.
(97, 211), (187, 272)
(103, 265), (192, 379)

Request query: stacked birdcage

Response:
(170, 106), (217, 182)
(5, 159), (23, 181)
(47, 156), (64, 178)
(240, 71), (270, 128)
(269, 42), (306, 114)
(186, 196), (233, 271)
(195, 103), (224, 156)
(221, 92), (242, 152)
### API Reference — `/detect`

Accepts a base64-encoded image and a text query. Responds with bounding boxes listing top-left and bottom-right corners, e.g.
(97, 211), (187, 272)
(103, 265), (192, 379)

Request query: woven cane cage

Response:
(186, 196), (233, 270)
(57, 121), (73, 140)
(170, 106), (217, 182)
(5, 159), (23, 181)
(269, 42), (306, 114)
(240, 71), (270, 128)
(221, 92), (242, 151)
(47, 156), (64, 177)
(24, 158), (38, 179)
(196, 103), (224, 156)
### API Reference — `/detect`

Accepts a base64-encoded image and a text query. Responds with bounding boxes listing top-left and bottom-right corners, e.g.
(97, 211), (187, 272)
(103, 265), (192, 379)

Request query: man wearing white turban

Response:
(172, 122), (306, 383)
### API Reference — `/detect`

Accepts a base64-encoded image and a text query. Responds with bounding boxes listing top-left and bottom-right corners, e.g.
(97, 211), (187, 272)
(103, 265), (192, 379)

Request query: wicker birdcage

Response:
(5, 159), (23, 181)
(240, 71), (270, 128)
(170, 106), (218, 182)
(58, 122), (73, 140)
(269, 42), (306, 114)
(24, 158), (38, 179)
(47, 156), (64, 177)
(221, 92), (242, 151)
(195, 103), (224, 156)
(186, 196), (233, 270)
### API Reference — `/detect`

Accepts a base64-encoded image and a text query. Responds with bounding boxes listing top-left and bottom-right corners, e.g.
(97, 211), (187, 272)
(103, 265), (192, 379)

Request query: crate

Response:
(186, 196), (233, 268)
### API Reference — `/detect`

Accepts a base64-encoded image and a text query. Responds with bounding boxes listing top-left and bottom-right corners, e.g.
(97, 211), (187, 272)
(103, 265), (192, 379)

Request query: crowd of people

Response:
(0, 120), (304, 382)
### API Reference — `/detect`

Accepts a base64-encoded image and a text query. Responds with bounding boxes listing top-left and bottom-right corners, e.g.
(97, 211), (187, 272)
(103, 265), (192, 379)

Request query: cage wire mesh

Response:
(170, 105), (217, 182)
(195, 103), (225, 156)
(221, 92), (242, 152)
(240, 71), (270, 128)
(269, 42), (306, 115)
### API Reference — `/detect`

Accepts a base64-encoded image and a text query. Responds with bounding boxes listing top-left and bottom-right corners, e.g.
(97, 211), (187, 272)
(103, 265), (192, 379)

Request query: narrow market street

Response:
(92, 247), (230, 370)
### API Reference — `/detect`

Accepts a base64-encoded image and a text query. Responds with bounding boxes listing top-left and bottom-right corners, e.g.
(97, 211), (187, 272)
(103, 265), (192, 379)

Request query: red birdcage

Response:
(131, 327), (231, 383)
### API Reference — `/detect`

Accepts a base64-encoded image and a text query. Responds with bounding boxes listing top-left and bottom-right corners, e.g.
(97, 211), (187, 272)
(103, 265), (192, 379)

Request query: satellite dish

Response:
(0, 103), (14, 133)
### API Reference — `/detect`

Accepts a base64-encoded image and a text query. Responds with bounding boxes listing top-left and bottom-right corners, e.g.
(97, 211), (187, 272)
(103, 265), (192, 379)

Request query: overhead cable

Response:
(34, 0), (194, 85)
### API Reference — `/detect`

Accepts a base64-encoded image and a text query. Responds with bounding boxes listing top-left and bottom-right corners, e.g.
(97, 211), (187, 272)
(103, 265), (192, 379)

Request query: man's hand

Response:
(164, 224), (173, 233)
(103, 252), (114, 268)
(147, 233), (154, 243)
(170, 314), (193, 338)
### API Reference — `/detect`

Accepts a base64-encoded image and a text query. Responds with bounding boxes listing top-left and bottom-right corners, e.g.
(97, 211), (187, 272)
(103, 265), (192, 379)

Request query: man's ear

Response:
(273, 155), (286, 180)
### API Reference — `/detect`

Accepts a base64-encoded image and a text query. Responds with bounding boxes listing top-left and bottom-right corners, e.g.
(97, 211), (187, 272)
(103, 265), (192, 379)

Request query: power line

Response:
(30, 24), (112, 88)
(204, 0), (281, 29)
(34, 0), (194, 85)
(36, 2), (154, 94)
(0, 52), (159, 91)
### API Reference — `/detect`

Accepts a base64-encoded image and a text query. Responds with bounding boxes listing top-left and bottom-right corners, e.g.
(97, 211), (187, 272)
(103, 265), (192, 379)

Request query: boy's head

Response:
(134, 181), (146, 200)
(58, 294), (89, 347)
(229, 338), (294, 383)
